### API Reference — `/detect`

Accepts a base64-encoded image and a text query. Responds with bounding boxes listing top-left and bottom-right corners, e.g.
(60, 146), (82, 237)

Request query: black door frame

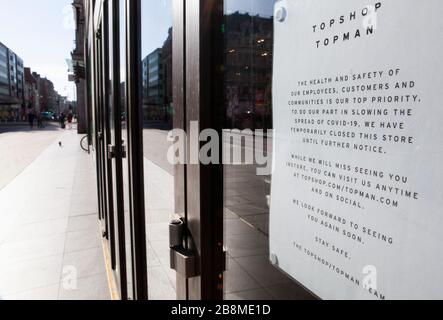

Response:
(183, 0), (225, 300)
(101, 0), (132, 299)
(125, 0), (148, 300)
(91, 0), (134, 300)
(125, 0), (224, 300)
(101, 0), (117, 274)
(109, 0), (130, 300)
(121, 0), (226, 300)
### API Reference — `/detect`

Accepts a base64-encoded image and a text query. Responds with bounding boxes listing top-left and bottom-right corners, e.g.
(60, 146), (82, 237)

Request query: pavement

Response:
(0, 126), (110, 300)
(0, 123), (307, 300)
(0, 123), (62, 190)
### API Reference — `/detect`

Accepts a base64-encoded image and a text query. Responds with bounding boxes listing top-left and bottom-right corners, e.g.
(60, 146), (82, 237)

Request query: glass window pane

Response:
(141, 0), (176, 300)
(119, 0), (134, 300)
(223, 0), (312, 300)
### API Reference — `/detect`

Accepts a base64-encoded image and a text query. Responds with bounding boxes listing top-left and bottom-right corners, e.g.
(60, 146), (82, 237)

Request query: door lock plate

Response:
(107, 145), (116, 159)
(170, 247), (198, 279)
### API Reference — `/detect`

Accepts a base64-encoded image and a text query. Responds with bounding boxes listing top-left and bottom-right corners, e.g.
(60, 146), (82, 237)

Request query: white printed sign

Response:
(270, 0), (443, 300)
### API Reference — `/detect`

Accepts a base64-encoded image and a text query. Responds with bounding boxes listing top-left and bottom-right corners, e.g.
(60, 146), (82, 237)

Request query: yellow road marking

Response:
(100, 226), (120, 300)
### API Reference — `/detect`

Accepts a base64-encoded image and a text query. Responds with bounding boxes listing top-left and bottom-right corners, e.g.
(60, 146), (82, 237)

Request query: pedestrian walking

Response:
(28, 111), (35, 129)
(67, 112), (73, 130)
(60, 113), (66, 129)
(37, 112), (45, 129)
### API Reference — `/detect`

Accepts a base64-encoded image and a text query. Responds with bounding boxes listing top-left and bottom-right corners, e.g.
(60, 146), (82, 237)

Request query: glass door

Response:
(95, 17), (113, 250)
(137, 0), (226, 300)
(117, 0), (135, 300)
(140, 0), (178, 300)
(104, 0), (133, 300)
(97, 0), (272, 300)
(221, 0), (316, 300)
(94, 0), (137, 300)
(94, 1), (120, 298)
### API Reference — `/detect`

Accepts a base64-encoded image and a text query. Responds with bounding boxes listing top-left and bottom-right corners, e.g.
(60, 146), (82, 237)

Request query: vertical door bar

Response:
(85, 36), (93, 147)
(111, 0), (129, 299)
(172, 0), (188, 300)
(98, 29), (110, 237)
(102, 0), (119, 276)
(96, 32), (107, 225)
(126, 0), (148, 300)
(185, 0), (225, 300)
(93, 30), (104, 223)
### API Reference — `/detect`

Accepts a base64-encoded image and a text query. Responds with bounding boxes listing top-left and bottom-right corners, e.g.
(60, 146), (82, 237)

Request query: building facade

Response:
(142, 48), (164, 122)
(0, 41), (25, 121)
(0, 42), (8, 99)
(71, 0), (87, 134)
(24, 67), (39, 113)
(37, 77), (57, 112)
(77, 0), (443, 301)
(225, 12), (273, 130)
(79, 0), (283, 301)
(141, 27), (173, 126)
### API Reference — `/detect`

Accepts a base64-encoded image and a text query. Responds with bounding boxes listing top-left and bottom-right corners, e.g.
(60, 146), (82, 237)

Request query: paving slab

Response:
(0, 129), (109, 300)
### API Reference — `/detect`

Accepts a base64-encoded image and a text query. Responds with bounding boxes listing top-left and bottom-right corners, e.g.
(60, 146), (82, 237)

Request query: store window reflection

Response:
(225, 10), (273, 130)
(142, 29), (173, 128)
(141, 0), (176, 300)
(223, 0), (314, 300)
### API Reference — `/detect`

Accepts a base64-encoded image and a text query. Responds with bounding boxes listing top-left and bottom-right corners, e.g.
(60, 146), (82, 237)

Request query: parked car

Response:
(40, 112), (53, 121)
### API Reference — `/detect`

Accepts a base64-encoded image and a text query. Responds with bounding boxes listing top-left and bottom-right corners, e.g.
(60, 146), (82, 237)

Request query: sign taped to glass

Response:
(270, 0), (443, 300)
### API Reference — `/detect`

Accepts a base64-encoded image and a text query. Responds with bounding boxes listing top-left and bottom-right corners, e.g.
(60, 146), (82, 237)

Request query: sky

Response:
(0, 0), (76, 100)
(225, 0), (275, 17)
(141, 0), (173, 58)
(0, 0), (275, 100)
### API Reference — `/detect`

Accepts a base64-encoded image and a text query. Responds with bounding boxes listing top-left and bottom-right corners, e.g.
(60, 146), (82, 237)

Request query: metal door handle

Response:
(107, 145), (116, 159)
(169, 218), (198, 279)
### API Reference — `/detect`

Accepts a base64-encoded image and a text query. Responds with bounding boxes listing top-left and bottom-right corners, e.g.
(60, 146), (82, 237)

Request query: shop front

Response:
(84, 0), (443, 300)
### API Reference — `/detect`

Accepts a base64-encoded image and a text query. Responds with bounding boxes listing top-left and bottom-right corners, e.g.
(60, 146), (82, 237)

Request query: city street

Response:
(0, 126), (110, 300)
(1, 0), (442, 304)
